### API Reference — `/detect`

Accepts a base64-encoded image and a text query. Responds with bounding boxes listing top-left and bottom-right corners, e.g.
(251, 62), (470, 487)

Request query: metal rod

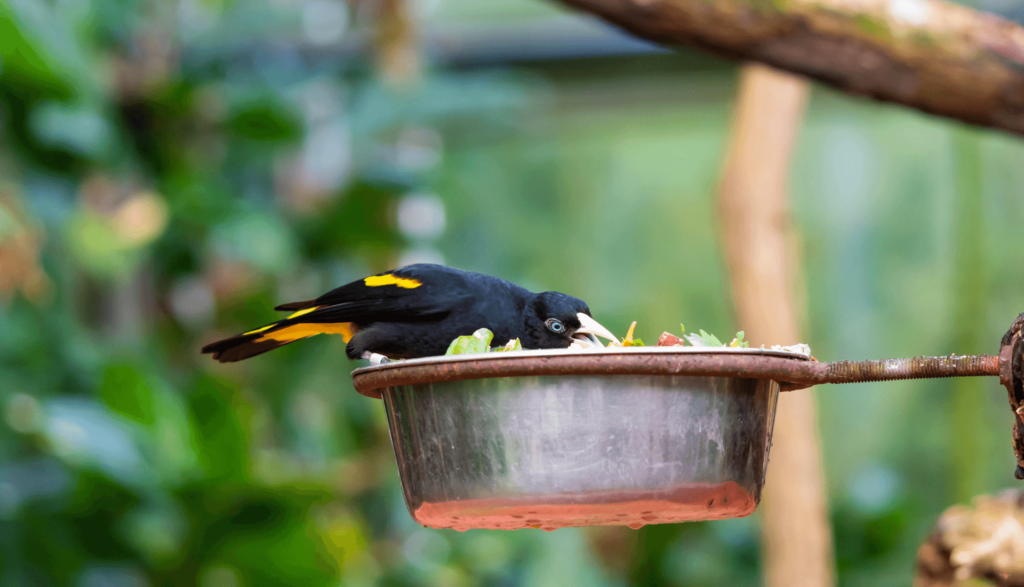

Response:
(821, 355), (1001, 385)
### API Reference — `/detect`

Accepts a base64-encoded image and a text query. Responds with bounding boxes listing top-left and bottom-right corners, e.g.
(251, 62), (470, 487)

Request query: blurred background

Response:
(1, 0), (1024, 585)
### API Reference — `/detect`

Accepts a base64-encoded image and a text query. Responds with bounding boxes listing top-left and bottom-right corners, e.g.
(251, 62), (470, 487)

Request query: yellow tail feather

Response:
(256, 322), (355, 344)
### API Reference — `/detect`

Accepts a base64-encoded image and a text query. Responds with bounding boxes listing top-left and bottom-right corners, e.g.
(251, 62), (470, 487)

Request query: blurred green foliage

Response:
(0, 0), (1022, 586)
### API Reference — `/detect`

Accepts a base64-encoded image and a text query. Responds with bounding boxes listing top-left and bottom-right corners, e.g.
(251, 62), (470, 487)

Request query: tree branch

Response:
(553, 0), (1024, 136)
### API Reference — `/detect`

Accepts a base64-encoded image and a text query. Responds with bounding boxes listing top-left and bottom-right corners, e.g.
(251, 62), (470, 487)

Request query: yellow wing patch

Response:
(287, 306), (321, 319)
(364, 274), (422, 289)
(245, 324), (275, 335)
(257, 322), (356, 344)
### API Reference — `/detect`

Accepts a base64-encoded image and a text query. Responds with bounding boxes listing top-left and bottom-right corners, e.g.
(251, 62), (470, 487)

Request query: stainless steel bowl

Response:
(351, 347), (811, 531)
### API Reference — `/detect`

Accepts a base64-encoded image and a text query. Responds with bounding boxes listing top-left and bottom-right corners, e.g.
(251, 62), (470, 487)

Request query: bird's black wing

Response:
(274, 264), (463, 315)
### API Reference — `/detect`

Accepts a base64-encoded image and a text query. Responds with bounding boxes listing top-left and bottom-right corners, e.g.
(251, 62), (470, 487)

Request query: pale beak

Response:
(571, 313), (619, 348)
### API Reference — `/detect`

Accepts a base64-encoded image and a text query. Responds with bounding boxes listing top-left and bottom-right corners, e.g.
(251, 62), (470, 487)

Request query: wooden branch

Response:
(553, 0), (1024, 136)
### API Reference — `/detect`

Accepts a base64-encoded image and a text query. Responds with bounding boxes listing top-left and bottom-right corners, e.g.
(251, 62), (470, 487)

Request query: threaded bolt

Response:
(825, 354), (1000, 384)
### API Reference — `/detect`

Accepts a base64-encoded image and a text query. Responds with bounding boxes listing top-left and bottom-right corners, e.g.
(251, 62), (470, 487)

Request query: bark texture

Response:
(554, 0), (1024, 136)
(717, 65), (835, 587)
(914, 489), (1024, 587)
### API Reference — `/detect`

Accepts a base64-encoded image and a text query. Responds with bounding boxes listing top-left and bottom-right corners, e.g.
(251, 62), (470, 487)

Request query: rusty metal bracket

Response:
(1000, 313), (1024, 479)
(352, 349), (1001, 397)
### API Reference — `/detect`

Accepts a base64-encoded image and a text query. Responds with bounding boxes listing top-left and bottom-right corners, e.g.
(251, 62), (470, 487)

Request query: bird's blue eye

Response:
(547, 319), (564, 333)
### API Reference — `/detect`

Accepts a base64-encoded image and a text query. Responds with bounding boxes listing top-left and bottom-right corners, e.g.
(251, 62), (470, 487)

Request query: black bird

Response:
(202, 264), (618, 363)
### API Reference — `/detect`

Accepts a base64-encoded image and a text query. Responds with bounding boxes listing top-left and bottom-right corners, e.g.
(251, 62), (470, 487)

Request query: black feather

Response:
(201, 332), (290, 362)
(275, 300), (315, 311)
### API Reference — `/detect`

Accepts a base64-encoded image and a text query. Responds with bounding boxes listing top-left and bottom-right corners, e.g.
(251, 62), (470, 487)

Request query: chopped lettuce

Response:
(730, 331), (749, 348)
(445, 328), (493, 355)
(443, 324), (757, 356)
(685, 329), (723, 347)
(492, 338), (523, 352)
(445, 329), (522, 355)
(678, 325), (749, 348)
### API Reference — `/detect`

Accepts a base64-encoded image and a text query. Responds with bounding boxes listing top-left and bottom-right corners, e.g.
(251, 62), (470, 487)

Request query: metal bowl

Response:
(351, 347), (811, 531)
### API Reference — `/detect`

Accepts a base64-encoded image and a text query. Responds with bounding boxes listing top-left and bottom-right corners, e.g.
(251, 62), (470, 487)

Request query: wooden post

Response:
(375, 0), (421, 87)
(717, 64), (835, 587)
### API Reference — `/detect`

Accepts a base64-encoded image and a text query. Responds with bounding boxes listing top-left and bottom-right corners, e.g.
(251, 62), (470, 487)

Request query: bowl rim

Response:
(351, 346), (821, 399)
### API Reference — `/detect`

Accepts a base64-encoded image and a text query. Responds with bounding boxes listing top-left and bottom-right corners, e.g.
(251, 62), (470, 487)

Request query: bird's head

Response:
(523, 291), (619, 349)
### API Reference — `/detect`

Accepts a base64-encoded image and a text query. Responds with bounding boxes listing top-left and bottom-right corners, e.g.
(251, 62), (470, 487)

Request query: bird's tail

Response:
(201, 308), (356, 363)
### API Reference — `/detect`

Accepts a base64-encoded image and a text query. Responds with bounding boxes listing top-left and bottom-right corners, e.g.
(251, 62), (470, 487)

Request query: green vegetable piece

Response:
(731, 331), (750, 348)
(492, 338), (522, 352)
(685, 329), (724, 347)
(445, 336), (467, 355)
(700, 330), (724, 346)
(445, 328), (495, 355)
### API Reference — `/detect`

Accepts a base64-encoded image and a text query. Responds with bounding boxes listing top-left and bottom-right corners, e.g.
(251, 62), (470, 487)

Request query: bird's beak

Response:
(571, 313), (619, 348)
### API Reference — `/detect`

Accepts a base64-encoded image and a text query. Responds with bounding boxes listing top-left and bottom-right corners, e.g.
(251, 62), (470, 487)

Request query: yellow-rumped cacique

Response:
(202, 263), (619, 363)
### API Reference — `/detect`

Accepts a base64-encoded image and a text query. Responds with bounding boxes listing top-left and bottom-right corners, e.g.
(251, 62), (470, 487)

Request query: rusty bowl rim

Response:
(350, 346), (816, 399)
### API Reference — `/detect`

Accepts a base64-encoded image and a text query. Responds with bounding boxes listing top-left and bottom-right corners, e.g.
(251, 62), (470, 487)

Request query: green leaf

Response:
(0, 0), (85, 100)
(731, 331), (750, 348)
(228, 96), (302, 143)
(445, 337), (467, 355)
(101, 363), (156, 426)
(492, 338), (522, 352)
(445, 328), (495, 355)
(685, 329), (724, 347)
(188, 375), (252, 482)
